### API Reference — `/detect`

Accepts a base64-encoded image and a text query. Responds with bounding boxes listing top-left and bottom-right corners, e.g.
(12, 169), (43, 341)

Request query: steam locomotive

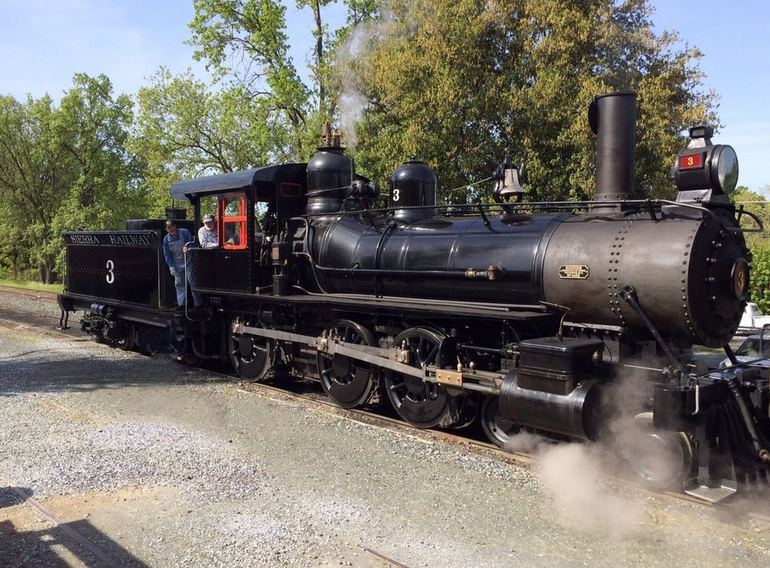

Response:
(58, 92), (769, 503)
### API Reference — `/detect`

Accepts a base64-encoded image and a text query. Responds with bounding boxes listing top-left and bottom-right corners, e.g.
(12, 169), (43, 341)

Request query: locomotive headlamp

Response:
(674, 125), (739, 196)
(714, 145), (739, 194)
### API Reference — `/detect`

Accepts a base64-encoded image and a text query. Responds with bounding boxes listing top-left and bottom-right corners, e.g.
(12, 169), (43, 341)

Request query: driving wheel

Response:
(384, 327), (457, 428)
(228, 315), (272, 381)
(317, 320), (379, 408)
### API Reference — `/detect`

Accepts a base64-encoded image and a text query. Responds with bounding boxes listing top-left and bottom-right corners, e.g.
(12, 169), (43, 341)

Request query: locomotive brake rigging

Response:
(58, 91), (769, 503)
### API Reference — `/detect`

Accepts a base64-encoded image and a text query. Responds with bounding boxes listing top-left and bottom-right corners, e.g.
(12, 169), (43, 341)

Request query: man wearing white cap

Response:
(198, 213), (218, 249)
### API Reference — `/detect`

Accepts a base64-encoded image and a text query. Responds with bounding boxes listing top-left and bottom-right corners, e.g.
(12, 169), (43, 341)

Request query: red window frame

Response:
(218, 192), (248, 250)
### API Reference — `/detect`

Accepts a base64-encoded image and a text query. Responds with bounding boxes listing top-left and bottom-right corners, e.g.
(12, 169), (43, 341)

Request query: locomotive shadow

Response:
(0, 487), (149, 567)
(0, 350), (232, 396)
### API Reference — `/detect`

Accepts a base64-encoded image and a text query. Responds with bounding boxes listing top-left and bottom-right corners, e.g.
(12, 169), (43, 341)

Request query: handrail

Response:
(735, 205), (765, 233)
(301, 198), (761, 234)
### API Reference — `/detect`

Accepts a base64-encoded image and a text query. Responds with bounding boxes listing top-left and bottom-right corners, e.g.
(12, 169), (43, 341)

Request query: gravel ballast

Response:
(1, 290), (770, 567)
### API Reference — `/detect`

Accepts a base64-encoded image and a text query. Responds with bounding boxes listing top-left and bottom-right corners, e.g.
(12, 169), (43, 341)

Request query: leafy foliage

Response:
(185, 0), (380, 161)
(344, 0), (717, 201)
(188, 0), (314, 156)
(731, 186), (770, 312)
(0, 93), (64, 281)
(130, 68), (292, 216)
(750, 242), (770, 313)
(0, 74), (144, 282)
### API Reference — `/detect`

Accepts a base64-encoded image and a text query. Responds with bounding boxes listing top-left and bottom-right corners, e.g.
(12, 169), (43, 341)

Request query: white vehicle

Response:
(737, 303), (770, 334)
(719, 333), (770, 368)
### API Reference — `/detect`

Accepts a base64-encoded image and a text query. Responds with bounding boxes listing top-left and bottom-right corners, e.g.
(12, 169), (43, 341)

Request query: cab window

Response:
(254, 202), (268, 235)
(218, 192), (247, 250)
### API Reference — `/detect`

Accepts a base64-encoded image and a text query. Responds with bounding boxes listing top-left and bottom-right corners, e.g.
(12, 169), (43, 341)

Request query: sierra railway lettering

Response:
(65, 232), (158, 247)
(109, 233), (152, 246)
(67, 234), (101, 245)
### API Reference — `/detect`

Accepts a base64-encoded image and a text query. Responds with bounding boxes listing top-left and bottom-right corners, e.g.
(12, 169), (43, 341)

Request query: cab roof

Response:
(170, 163), (307, 202)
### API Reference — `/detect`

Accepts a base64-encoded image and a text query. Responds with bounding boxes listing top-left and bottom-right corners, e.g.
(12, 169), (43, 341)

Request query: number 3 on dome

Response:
(393, 189), (400, 202)
(106, 259), (115, 284)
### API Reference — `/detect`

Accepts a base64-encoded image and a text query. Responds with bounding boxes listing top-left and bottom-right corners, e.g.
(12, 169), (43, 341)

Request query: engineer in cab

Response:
(198, 213), (218, 248)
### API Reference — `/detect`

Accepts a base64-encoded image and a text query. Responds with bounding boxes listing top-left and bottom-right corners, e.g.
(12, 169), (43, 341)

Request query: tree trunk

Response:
(39, 258), (57, 284)
(313, 0), (324, 113)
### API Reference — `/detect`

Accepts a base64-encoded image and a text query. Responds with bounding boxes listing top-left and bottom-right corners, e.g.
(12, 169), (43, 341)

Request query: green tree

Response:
(342, 0), (716, 201)
(0, 94), (69, 281)
(342, 0), (381, 24)
(130, 68), (291, 215)
(188, 0), (313, 156)
(0, 74), (144, 282)
(186, 0), (379, 160)
(296, 0), (334, 116)
(52, 74), (145, 228)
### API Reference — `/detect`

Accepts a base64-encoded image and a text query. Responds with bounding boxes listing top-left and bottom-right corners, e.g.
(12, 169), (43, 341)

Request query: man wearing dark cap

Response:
(162, 219), (201, 307)
(198, 213), (218, 249)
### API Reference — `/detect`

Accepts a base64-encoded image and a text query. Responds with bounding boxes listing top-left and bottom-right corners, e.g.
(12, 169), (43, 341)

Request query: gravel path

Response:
(1, 290), (770, 567)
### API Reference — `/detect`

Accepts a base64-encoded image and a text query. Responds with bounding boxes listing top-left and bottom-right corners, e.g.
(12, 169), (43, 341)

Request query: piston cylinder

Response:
(498, 372), (604, 440)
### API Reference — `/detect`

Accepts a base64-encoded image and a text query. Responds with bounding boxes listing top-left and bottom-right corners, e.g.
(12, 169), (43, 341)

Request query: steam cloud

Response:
(334, 8), (398, 150)
(502, 371), (678, 538)
(539, 443), (642, 537)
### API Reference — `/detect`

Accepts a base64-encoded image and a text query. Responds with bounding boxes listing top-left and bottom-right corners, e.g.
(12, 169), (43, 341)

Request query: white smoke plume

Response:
(504, 430), (549, 454)
(538, 443), (643, 538)
(334, 7), (399, 150)
(500, 370), (683, 538)
(503, 428), (643, 538)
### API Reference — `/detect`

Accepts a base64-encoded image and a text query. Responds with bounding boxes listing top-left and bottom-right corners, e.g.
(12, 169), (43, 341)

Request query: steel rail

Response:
(0, 284), (59, 300)
(0, 481), (121, 568)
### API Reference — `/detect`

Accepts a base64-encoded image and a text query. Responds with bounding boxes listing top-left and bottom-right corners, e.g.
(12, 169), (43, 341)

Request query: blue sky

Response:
(1, 0), (768, 192)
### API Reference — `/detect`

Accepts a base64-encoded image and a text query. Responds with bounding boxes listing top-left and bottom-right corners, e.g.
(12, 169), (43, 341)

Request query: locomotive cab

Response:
(170, 164), (307, 296)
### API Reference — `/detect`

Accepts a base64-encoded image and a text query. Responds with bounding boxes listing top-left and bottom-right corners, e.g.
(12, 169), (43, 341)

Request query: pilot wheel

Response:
(480, 395), (520, 448)
(625, 412), (694, 490)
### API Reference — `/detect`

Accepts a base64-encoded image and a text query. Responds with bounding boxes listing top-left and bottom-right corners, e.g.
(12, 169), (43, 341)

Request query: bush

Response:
(750, 241), (770, 313)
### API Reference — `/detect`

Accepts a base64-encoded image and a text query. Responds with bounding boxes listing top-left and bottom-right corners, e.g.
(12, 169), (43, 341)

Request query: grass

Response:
(0, 278), (63, 294)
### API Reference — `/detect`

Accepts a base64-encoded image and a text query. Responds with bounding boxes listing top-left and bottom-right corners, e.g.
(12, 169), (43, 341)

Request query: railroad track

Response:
(0, 284), (59, 300)
(1, 291), (770, 528)
(217, 369), (765, 515)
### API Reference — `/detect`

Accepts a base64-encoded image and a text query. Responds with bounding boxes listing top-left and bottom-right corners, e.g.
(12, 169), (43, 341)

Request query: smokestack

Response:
(589, 92), (637, 208)
(322, 122), (332, 146)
